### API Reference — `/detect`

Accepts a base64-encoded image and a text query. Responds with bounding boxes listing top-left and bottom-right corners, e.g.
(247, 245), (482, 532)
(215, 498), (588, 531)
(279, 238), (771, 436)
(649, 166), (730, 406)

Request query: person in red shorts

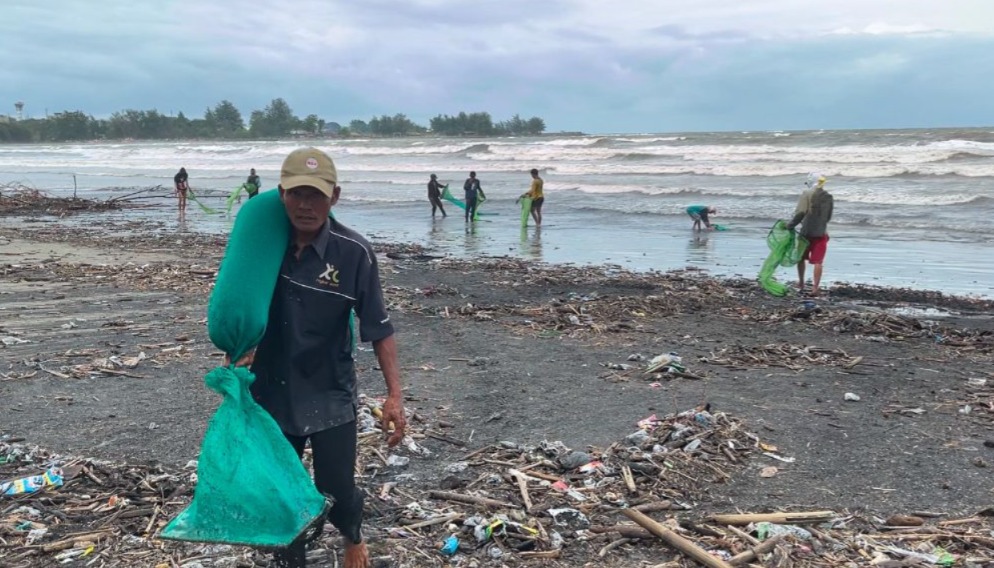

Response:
(787, 173), (834, 296)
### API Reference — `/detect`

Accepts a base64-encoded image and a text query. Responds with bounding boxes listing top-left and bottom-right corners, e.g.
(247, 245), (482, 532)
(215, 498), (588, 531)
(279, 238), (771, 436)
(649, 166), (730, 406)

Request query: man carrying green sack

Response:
(245, 168), (261, 199)
(229, 148), (407, 568)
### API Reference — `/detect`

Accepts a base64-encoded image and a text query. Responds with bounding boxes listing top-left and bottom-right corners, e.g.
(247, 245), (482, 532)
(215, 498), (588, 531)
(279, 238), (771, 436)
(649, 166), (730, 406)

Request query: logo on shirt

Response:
(317, 263), (340, 287)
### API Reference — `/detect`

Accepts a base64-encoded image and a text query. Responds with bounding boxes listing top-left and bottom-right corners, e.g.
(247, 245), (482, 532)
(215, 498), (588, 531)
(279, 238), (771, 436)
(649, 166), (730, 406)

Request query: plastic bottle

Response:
(755, 522), (812, 540)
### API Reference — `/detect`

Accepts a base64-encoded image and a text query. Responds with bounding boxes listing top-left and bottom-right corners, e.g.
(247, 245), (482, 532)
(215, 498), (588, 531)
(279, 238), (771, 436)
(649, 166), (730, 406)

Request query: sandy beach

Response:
(2, 195), (993, 566)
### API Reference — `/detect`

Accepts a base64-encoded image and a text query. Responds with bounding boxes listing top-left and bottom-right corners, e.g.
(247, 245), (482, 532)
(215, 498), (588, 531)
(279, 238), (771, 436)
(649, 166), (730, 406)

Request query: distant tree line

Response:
(0, 99), (547, 143)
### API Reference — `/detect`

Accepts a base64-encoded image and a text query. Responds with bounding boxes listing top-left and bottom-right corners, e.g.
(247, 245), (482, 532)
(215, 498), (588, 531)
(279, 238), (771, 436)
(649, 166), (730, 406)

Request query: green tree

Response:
(266, 98), (296, 136)
(0, 121), (33, 142)
(205, 100), (245, 137)
(368, 113), (424, 135)
(172, 111), (191, 138)
(303, 114), (320, 135)
(107, 110), (143, 139)
(349, 119), (369, 134)
(249, 98), (297, 137)
(140, 110), (169, 139)
(525, 116), (546, 134)
(46, 111), (94, 141)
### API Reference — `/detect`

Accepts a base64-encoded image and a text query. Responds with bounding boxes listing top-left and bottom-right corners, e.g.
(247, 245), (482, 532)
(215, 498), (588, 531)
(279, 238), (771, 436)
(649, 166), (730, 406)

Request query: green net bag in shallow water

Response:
(758, 220), (809, 297)
(161, 189), (328, 547)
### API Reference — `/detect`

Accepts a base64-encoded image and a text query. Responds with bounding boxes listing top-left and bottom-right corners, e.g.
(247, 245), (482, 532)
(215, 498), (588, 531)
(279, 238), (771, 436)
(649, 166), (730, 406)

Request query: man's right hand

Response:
(223, 349), (255, 368)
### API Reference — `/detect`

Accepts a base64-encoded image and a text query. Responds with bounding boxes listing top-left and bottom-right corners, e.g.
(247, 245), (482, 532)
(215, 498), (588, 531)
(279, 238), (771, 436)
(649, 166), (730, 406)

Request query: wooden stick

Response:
(710, 511), (835, 526)
(518, 549), (561, 559)
(428, 490), (518, 510)
(396, 513), (462, 531)
(633, 501), (676, 513)
(39, 531), (111, 552)
(508, 469), (534, 512)
(621, 465), (638, 494)
(728, 535), (782, 566)
(425, 430), (467, 447)
(520, 469), (562, 483)
(590, 524), (654, 539)
(599, 537), (634, 557)
(622, 509), (734, 568)
(725, 525), (759, 546)
(459, 444), (494, 461)
(938, 516), (982, 527)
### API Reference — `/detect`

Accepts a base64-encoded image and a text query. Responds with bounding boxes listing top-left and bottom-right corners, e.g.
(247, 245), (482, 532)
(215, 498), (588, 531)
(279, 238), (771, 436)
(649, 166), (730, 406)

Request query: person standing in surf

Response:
(524, 168), (544, 226)
(787, 173), (834, 297)
(463, 171), (485, 222)
(685, 204), (716, 231)
(245, 168), (261, 199)
(174, 167), (189, 218)
(427, 174), (447, 218)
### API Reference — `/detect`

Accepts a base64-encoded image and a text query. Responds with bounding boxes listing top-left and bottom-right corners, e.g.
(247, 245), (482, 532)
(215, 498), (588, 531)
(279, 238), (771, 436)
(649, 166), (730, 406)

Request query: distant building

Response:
(0, 115), (11, 124)
(322, 122), (342, 135)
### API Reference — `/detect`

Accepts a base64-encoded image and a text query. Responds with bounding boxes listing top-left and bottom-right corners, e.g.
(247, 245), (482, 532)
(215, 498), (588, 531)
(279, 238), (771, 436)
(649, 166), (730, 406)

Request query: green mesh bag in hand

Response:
(161, 189), (328, 547)
(758, 220), (809, 297)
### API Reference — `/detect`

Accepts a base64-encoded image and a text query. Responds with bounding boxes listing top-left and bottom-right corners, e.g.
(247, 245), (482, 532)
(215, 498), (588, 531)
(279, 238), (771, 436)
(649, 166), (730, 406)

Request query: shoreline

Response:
(3, 190), (993, 300)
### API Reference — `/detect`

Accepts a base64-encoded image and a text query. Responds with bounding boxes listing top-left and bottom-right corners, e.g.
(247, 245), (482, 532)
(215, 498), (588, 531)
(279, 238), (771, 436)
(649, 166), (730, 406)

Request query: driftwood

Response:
(710, 511), (835, 526)
(622, 508), (734, 568)
(427, 490), (518, 510)
(729, 535), (783, 565)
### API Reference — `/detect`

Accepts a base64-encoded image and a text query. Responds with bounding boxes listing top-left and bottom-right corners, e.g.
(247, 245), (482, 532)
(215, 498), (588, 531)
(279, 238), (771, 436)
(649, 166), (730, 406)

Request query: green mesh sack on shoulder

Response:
(161, 189), (328, 547)
(758, 220), (809, 297)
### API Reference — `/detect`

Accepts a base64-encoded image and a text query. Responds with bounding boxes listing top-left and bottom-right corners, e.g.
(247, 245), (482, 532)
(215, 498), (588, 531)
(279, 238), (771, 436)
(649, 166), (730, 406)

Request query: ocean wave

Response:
(460, 143), (491, 155)
(550, 161), (994, 178)
(566, 205), (991, 235)
(610, 152), (662, 161)
(555, 182), (986, 207)
(612, 136), (687, 143)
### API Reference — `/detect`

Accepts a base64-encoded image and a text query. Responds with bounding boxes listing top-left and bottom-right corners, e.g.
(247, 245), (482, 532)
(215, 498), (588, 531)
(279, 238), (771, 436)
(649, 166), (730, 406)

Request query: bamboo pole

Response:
(622, 509), (734, 568)
(728, 535), (782, 566)
(428, 490), (518, 510)
(710, 511), (835, 526)
(508, 469), (534, 512)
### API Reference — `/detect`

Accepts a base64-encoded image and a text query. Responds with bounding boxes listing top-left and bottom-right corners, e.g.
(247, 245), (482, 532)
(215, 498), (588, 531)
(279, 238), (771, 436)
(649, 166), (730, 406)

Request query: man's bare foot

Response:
(344, 541), (370, 568)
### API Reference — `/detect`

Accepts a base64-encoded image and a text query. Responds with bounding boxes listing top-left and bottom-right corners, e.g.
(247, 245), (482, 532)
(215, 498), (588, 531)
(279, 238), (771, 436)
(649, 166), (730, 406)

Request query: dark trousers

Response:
(429, 196), (446, 216)
(286, 421), (362, 543)
(465, 196), (477, 220)
(273, 421), (362, 567)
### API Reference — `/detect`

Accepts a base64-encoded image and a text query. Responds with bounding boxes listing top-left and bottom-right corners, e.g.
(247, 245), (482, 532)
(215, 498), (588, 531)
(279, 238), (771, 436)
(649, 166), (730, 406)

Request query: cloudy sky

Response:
(3, 0), (993, 133)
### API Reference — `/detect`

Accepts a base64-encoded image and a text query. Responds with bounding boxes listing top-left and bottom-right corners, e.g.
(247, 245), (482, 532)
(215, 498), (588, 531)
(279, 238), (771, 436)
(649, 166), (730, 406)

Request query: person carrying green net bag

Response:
(245, 148), (407, 568)
(164, 148), (408, 568)
(788, 172), (834, 297)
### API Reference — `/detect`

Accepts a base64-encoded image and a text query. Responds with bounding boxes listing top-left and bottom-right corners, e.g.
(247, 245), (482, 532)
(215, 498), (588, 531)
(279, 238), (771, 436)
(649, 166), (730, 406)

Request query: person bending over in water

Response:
(685, 204), (716, 231)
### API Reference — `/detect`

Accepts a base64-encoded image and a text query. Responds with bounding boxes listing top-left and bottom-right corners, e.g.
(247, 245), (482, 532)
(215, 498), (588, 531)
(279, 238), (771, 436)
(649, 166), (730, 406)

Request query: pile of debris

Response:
(1, 261), (220, 294)
(4, 400), (994, 567)
(703, 343), (863, 372)
(729, 305), (994, 355)
(0, 438), (236, 567)
(0, 185), (122, 217)
(383, 262), (751, 339)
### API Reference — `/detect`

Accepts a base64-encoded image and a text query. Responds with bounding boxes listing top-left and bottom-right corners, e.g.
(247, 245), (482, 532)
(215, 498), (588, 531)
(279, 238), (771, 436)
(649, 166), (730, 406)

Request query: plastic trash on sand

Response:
(1, 467), (64, 496)
(439, 534), (459, 556)
(754, 522), (812, 541)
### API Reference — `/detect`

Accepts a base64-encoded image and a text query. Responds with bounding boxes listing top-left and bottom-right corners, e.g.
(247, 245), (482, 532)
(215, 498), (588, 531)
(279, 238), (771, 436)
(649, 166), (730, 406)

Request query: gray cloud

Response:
(2, 0), (993, 131)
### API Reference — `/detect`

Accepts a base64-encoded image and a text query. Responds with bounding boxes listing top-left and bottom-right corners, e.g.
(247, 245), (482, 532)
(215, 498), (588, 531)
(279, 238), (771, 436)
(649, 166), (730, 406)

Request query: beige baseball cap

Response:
(280, 147), (338, 197)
